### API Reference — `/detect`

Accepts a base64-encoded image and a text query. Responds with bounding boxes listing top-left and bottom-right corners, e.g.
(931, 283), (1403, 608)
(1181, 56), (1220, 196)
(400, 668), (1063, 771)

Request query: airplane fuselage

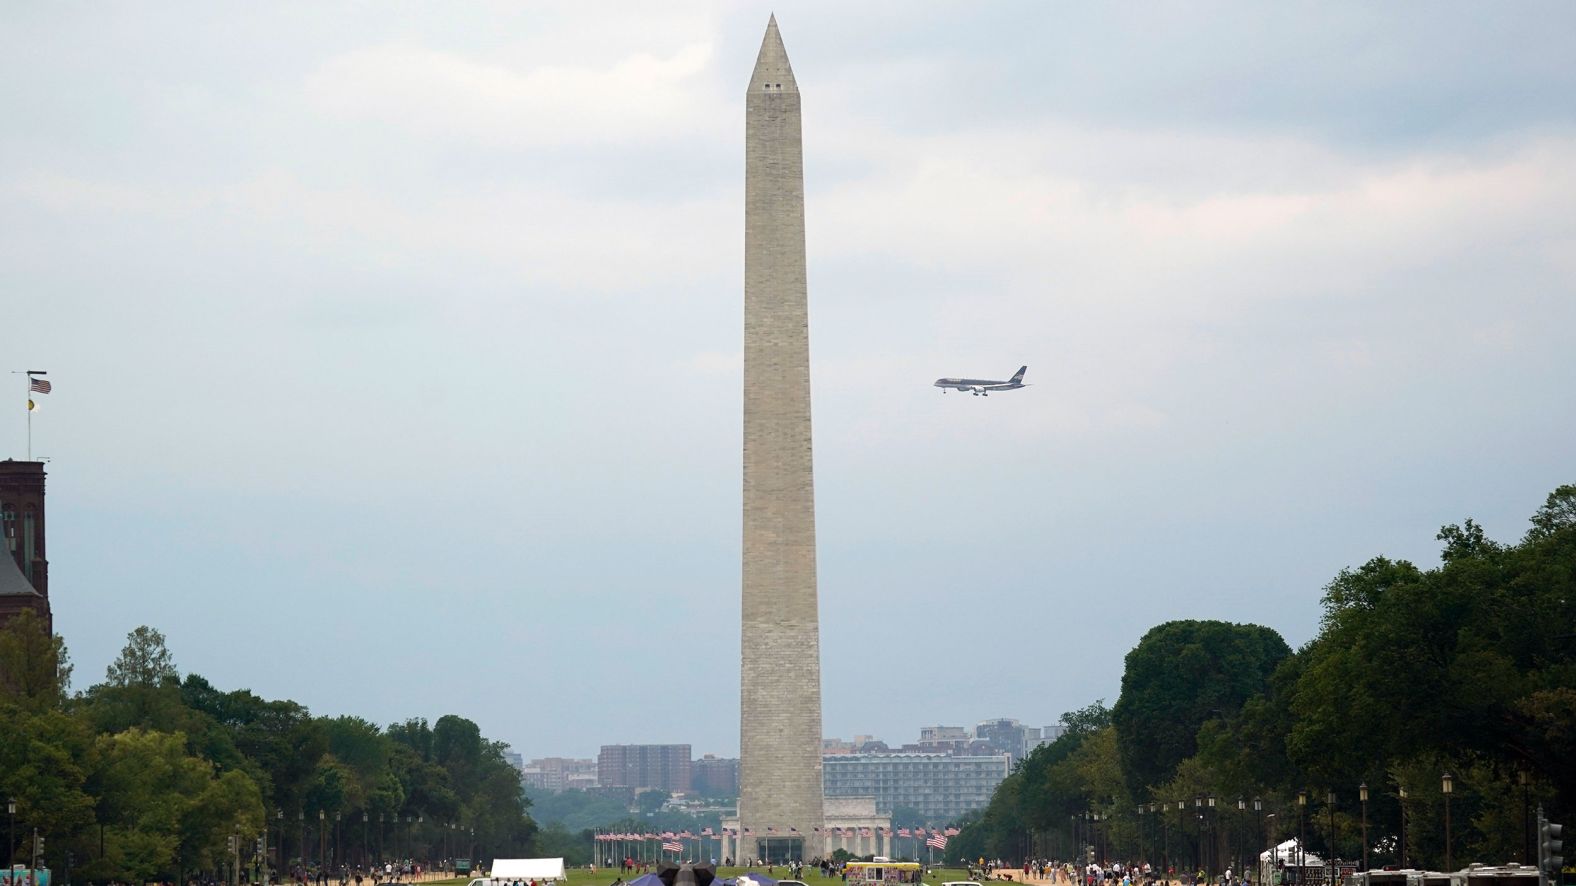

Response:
(934, 366), (1029, 395)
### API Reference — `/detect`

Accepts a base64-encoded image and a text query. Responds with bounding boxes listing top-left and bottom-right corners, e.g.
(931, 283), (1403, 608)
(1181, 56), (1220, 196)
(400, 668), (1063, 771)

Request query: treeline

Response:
(0, 622), (534, 882)
(952, 486), (1576, 872)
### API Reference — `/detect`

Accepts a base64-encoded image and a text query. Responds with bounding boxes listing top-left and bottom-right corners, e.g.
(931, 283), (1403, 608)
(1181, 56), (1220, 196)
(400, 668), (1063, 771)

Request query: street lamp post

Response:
(1153, 800), (1166, 863)
(298, 812), (305, 870)
(1325, 792), (1336, 886)
(1264, 813), (1277, 886)
(1238, 798), (1247, 878)
(1359, 783), (1369, 872)
(1081, 812), (1090, 866)
(1207, 796), (1217, 879)
(1141, 800), (1153, 863)
(1254, 799), (1264, 884)
(1441, 773), (1454, 872)
(1162, 804), (1171, 872)
(1093, 812), (1103, 866)
(1397, 787), (1407, 869)
(1204, 794), (1216, 876)
(1520, 770), (1531, 864)
(8, 798), (16, 879)
(1297, 792), (1308, 886)
(1138, 806), (1147, 865)
(1196, 797), (1204, 877)
(276, 810), (284, 879)
(319, 810), (326, 873)
(1179, 801), (1188, 873)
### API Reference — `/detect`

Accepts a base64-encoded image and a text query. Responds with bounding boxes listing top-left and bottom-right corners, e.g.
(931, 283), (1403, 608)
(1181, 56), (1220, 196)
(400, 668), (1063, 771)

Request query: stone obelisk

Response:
(738, 15), (823, 864)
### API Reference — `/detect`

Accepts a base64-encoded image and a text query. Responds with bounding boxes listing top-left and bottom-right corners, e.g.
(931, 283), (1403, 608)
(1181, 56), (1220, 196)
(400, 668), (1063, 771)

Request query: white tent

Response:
(1260, 839), (1323, 883)
(488, 859), (566, 882)
(1262, 839), (1324, 866)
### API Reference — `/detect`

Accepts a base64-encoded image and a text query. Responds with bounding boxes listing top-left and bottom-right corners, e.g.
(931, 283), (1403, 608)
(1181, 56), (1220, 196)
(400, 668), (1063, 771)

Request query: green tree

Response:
(0, 607), (71, 710)
(636, 789), (668, 814)
(106, 626), (178, 687)
(1112, 620), (1289, 796)
(0, 704), (98, 869)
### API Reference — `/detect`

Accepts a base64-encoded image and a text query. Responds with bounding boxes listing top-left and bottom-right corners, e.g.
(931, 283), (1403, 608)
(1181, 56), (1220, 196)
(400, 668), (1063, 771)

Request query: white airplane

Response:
(934, 365), (1028, 396)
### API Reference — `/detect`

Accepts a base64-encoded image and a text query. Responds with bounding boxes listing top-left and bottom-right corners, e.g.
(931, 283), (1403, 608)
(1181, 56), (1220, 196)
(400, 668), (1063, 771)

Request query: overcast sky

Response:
(3, 2), (1574, 762)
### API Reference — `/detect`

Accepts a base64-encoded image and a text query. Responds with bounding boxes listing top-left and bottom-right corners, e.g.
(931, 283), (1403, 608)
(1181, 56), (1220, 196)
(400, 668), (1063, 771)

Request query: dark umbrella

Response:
(656, 863), (720, 886)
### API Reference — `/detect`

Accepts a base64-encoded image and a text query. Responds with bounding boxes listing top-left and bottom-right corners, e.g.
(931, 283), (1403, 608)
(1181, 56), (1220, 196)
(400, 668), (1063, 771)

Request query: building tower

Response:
(0, 460), (51, 632)
(738, 15), (824, 862)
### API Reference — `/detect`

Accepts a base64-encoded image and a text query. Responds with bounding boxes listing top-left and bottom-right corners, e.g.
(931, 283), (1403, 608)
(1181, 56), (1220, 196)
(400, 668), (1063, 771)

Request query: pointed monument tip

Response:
(750, 12), (797, 92)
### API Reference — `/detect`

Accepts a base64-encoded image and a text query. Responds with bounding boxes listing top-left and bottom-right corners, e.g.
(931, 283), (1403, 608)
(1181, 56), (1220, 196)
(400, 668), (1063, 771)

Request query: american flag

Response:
(766, 826), (775, 834)
(789, 827), (799, 834)
(861, 828), (873, 837)
(927, 834), (948, 850)
(702, 828), (714, 836)
(898, 828), (911, 838)
(742, 827), (752, 835)
(945, 828), (960, 837)
(29, 378), (51, 394)
(662, 841), (683, 853)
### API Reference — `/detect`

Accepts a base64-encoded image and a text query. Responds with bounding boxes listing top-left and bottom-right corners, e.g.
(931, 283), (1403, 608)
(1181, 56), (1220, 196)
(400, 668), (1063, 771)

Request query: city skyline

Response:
(519, 715), (1059, 781)
(3, 2), (1574, 759)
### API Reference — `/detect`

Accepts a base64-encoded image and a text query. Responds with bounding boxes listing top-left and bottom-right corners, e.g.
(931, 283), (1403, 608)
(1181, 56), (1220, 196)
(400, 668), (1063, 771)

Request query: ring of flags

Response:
(592, 823), (958, 853)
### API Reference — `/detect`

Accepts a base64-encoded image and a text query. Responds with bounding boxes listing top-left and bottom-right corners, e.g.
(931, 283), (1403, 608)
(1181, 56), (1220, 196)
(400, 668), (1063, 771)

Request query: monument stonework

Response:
(738, 16), (825, 862)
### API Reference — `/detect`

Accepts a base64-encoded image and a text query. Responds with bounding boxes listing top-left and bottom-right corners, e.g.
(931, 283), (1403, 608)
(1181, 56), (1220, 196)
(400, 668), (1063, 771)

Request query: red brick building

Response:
(0, 460), (50, 632)
(597, 744), (692, 793)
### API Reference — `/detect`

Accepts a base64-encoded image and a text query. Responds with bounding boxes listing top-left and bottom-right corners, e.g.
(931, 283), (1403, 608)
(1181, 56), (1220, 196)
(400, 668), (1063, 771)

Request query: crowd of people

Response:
(977, 859), (1249, 886)
(281, 861), (432, 886)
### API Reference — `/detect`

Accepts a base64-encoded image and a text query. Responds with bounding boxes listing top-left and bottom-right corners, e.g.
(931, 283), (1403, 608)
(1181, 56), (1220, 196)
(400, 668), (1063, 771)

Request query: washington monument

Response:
(738, 15), (824, 862)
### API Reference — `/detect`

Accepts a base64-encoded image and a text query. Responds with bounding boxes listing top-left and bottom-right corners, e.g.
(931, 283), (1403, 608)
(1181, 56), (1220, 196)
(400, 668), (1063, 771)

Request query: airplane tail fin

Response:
(1010, 365), (1028, 384)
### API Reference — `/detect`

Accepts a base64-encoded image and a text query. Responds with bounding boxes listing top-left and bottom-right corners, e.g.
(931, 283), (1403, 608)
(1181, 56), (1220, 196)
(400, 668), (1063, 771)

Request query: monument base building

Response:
(721, 797), (891, 862)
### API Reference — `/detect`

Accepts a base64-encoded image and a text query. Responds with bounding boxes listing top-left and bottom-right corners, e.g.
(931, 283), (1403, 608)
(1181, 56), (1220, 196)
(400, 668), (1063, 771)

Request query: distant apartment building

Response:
(1031, 724), (1066, 751)
(597, 744), (692, 793)
(691, 754), (740, 798)
(823, 753), (1012, 821)
(502, 750), (524, 771)
(823, 735), (889, 755)
(522, 757), (598, 793)
(974, 718), (1041, 761)
(918, 726), (970, 746)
